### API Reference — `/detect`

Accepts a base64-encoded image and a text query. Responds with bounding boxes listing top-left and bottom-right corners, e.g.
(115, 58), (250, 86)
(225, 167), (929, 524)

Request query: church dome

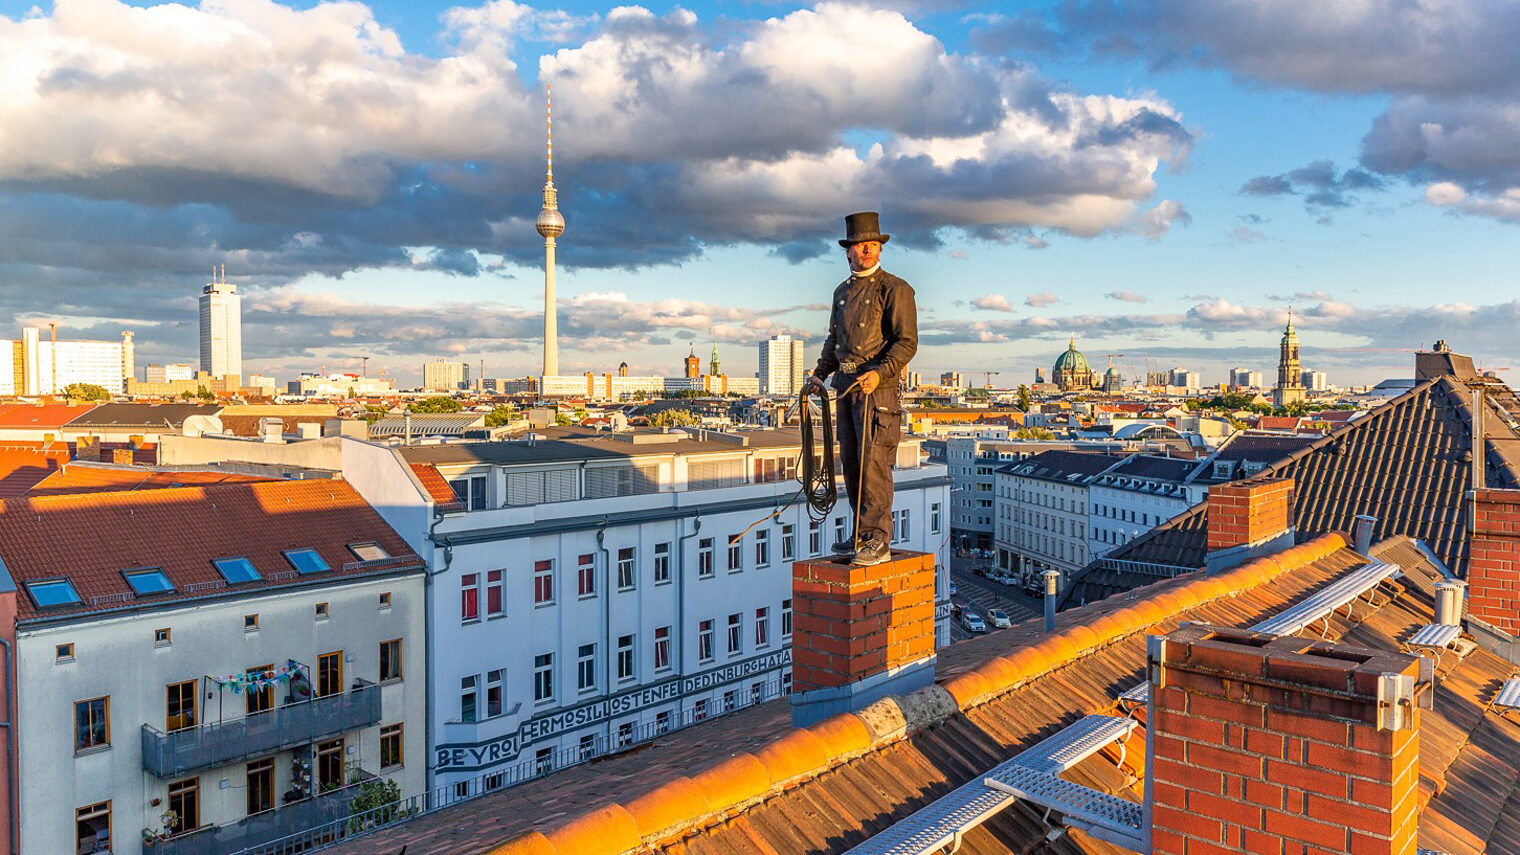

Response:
(1052, 339), (1091, 376)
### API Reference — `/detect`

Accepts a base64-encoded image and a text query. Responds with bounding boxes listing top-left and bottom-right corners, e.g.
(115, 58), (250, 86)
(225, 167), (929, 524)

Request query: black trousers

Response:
(835, 380), (902, 544)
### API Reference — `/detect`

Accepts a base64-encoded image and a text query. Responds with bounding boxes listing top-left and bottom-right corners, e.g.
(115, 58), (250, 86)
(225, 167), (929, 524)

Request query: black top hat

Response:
(839, 211), (891, 247)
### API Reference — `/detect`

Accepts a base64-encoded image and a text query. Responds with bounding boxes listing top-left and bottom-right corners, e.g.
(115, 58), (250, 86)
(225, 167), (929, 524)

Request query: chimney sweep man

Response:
(804, 212), (918, 566)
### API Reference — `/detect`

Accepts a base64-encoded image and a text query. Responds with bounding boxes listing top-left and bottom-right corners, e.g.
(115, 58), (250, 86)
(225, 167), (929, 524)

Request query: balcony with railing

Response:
(142, 772), (376, 855)
(141, 680), (382, 779)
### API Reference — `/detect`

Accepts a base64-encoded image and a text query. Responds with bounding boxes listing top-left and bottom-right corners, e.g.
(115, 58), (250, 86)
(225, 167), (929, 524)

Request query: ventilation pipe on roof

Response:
(1353, 514), (1376, 554)
(1473, 389), (1486, 490)
(1043, 570), (1061, 633)
(1435, 579), (1466, 626)
(404, 413), (412, 447)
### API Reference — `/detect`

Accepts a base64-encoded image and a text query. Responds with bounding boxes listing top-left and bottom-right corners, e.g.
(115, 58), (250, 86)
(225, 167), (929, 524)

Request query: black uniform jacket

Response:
(812, 267), (918, 388)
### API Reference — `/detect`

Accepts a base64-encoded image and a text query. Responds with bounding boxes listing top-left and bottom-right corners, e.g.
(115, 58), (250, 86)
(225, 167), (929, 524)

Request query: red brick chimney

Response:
(1147, 625), (1427, 855)
(790, 551), (936, 726)
(1468, 487), (1520, 638)
(1206, 477), (1295, 571)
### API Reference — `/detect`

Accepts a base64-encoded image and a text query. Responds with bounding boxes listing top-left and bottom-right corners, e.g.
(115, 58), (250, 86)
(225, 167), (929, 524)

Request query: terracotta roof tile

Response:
(411, 463), (464, 509)
(0, 445), (70, 498)
(0, 479), (421, 621)
(0, 403), (98, 429)
(26, 464), (274, 495)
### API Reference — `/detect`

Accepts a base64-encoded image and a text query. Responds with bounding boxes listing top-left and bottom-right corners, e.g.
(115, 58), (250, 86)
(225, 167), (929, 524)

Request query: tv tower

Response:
(536, 84), (566, 378)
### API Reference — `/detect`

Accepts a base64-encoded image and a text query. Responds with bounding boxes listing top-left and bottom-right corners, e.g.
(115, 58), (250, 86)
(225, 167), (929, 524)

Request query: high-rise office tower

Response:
(200, 266), (242, 380)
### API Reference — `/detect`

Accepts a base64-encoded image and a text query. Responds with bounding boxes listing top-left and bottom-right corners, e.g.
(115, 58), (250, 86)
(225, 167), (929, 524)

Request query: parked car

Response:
(960, 611), (987, 632)
(988, 608), (1013, 628)
(949, 580), (958, 596)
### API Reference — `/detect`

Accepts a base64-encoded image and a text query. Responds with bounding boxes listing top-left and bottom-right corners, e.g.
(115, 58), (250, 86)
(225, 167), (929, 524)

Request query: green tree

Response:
(347, 776), (406, 833)
(361, 404), (388, 424)
(196, 385), (214, 401)
(554, 413), (573, 426)
(63, 383), (109, 401)
(179, 390), (195, 401)
(484, 405), (517, 427)
(1012, 427), (1056, 440)
(649, 409), (698, 427)
(408, 397), (461, 413)
(1017, 385), (1031, 412)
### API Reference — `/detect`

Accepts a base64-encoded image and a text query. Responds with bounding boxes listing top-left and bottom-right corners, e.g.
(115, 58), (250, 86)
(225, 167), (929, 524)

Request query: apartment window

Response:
(460, 573), (480, 622)
(578, 734), (596, 760)
(317, 651), (342, 698)
(754, 530), (770, 567)
(809, 521), (822, 556)
(723, 690), (737, 712)
(486, 570), (504, 617)
(246, 665), (274, 715)
(930, 501), (943, 535)
(534, 560), (554, 605)
(535, 747), (555, 775)
(616, 547), (636, 591)
(167, 777), (200, 834)
(152, 627), (171, 646)
(315, 602), (329, 620)
(782, 598), (793, 638)
(727, 535), (742, 571)
(653, 542), (671, 584)
(460, 676), (478, 723)
(486, 669), (504, 717)
(656, 711), (672, 734)
(617, 634), (635, 681)
(56, 642), (74, 661)
(698, 620), (714, 662)
(379, 639), (402, 682)
(694, 698), (709, 721)
(751, 681), (765, 705)
(379, 591), (392, 610)
(76, 801), (110, 853)
(534, 653), (554, 702)
(618, 721), (634, 748)
(244, 613), (259, 632)
(75, 696), (109, 752)
(316, 738), (344, 790)
(755, 607), (770, 648)
(698, 538), (714, 578)
(577, 554), (596, 598)
(450, 475), (488, 510)
(727, 613), (742, 655)
(898, 508), (911, 542)
(833, 517), (846, 548)
(247, 758), (275, 815)
(577, 644), (596, 692)
(166, 680), (196, 732)
(380, 724), (404, 770)
(653, 626), (671, 671)
(781, 524), (795, 561)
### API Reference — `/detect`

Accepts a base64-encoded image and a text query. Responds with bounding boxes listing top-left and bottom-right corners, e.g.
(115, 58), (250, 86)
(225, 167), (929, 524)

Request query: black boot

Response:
(832, 537), (857, 558)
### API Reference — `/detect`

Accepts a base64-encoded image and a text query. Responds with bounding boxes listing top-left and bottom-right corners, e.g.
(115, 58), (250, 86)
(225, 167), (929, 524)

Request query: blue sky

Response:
(1, 0), (1516, 388)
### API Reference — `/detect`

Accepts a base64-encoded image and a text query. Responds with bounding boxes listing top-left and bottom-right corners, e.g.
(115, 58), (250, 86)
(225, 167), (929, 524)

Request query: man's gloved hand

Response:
(804, 375), (827, 397)
(857, 370), (881, 394)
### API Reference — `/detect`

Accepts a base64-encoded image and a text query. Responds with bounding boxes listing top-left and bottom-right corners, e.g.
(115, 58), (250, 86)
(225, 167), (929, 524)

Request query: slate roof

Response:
(345, 533), (1520, 855)
(399, 428), (810, 468)
(996, 449), (1127, 482)
(64, 402), (222, 429)
(1066, 374), (1520, 604)
(1092, 454), (1198, 484)
(0, 479), (421, 622)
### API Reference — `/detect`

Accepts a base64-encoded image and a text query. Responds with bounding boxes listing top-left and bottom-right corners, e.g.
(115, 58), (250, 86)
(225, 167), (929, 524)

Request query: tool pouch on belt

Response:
(871, 389), (903, 447)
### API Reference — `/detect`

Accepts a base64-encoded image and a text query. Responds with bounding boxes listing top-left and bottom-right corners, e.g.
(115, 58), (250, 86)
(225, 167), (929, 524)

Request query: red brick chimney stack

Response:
(1207, 477), (1294, 552)
(790, 551), (937, 726)
(1468, 487), (1520, 637)
(1148, 625), (1427, 855)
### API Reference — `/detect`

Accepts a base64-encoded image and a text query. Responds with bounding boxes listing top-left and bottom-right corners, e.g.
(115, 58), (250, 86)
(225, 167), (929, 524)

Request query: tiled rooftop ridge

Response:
(485, 531), (1350, 855)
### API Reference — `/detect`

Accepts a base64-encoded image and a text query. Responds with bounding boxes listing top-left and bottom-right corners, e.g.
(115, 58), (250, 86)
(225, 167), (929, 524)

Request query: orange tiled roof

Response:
(0, 444), (70, 498)
(0, 479), (422, 621)
(410, 462), (463, 509)
(26, 464), (274, 496)
(0, 403), (98, 429)
(336, 531), (1519, 855)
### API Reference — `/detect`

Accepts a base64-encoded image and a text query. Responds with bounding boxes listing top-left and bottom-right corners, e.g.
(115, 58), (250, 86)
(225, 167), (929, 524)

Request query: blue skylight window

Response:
(214, 557), (262, 584)
(123, 568), (176, 596)
(27, 579), (81, 608)
(284, 549), (331, 575)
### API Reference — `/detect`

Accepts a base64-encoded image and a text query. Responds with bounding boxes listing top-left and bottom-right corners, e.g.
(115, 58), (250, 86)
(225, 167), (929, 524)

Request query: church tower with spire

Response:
(709, 343), (722, 378)
(1273, 309), (1306, 408)
(535, 84), (565, 379)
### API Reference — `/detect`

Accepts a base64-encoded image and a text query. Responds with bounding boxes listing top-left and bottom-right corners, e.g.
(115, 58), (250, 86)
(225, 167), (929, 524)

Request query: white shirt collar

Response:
(850, 263), (880, 279)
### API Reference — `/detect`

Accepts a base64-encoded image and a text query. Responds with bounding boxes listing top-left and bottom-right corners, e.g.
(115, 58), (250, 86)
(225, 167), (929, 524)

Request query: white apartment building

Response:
(403, 428), (949, 790)
(1229, 368), (1263, 389)
(0, 327), (132, 395)
(146, 364), (196, 383)
(286, 373), (397, 398)
(0, 480), (426, 855)
(1087, 455), (1207, 561)
(994, 450), (1125, 580)
(199, 279), (242, 381)
(158, 428), (950, 798)
(758, 335), (807, 396)
(1301, 369), (1329, 392)
(422, 361), (472, 392)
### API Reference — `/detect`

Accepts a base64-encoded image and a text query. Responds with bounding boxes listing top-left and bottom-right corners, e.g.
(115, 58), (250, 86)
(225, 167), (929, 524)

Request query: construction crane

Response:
(982, 370), (1000, 388)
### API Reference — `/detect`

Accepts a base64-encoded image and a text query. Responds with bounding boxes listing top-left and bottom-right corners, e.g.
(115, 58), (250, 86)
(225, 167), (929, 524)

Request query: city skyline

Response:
(1, 0), (1516, 389)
